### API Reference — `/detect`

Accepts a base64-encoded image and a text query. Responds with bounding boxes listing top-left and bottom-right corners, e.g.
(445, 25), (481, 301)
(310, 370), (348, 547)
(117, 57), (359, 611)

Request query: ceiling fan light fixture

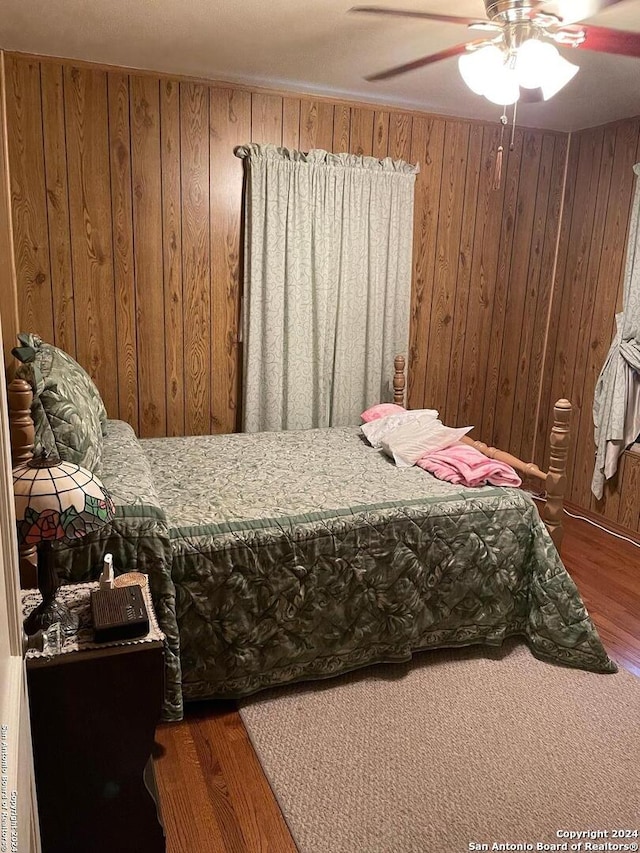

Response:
(458, 45), (504, 95)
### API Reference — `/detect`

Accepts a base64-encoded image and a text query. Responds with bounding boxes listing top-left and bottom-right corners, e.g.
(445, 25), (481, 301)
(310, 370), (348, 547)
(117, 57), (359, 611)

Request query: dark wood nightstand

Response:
(23, 582), (166, 853)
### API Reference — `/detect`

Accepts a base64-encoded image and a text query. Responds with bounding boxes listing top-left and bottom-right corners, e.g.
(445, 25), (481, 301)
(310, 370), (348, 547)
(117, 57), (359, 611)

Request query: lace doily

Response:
(22, 580), (164, 659)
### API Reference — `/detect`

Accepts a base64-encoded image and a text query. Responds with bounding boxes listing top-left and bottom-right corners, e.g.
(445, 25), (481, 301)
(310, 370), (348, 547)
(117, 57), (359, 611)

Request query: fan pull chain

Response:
(493, 109), (508, 191)
(510, 99), (518, 151)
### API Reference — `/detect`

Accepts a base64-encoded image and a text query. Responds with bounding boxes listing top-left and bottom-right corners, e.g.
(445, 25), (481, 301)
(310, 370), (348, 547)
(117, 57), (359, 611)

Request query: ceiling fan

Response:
(351, 0), (640, 105)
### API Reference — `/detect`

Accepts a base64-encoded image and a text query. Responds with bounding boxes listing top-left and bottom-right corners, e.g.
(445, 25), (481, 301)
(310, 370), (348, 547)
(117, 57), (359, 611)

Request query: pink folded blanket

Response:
(416, 442), (522, 488)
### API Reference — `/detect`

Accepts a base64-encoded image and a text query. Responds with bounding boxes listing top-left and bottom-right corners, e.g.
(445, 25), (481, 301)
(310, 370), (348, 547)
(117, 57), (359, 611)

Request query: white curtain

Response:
(236, 144), (418, 433)
(591, 163), (640, 498)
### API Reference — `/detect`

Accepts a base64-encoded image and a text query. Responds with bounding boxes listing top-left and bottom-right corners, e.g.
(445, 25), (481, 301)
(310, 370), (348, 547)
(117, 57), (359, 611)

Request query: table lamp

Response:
(13, 452), (115, 636)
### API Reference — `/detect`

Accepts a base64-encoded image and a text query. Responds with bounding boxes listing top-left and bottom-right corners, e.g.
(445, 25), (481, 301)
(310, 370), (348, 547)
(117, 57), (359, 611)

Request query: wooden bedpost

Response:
(393, 355), (406, 406)
(8, 377), (34, 465)
(7, 377), (37, 587)
(541, 399), (572, 552)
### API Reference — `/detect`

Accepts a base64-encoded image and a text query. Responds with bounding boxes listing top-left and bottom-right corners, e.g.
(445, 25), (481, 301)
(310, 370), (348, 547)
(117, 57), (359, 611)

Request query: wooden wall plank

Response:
(407, 117), (445, 408)
(107, 72), (138, 431)
(40, 62), (76, 357)
(457, 124), (507, 432)
(569, 124), (617, 507)
(553, 130), (603, 452)
(210, 88), (251, 434)
(492, 130), (542, 451)
(598, 454), (625, 524)
(332, 105), (350, 153)
(160, 78), (185, 438)
(181, 82), (210, 435)
(281, 98), (300, 150)
(481, 129), (524, 443)
(445, 123), (483, 426)
(424, 120), (469, 415)
(388, 112), (412, 162)
(510, 132), (556, 461)
(5, 55), (54, 343)
(544, 128), (604, 486)
(299, 100), (333, 151)
(535, 135), (578, 470)
(618, 453), (640, 532)
(130, 75), (166, 437)
(349, 108), (374, 156)
(250, 93), (282, 146)
(372, 111), (389, 159)
(63, 65), (118, 414)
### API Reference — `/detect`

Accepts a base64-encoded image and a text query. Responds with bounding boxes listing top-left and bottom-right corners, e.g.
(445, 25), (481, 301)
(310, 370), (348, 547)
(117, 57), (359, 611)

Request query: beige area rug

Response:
(239, 641), (640, 853)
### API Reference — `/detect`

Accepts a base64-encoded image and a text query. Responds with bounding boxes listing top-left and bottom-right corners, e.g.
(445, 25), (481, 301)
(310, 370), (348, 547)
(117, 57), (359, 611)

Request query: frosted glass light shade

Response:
(540, 53), (580, 99)
(483, 64), (520, 105)
(515, 38), (580, 99)
(458, 46), (504, 95)
(516, 39), (560, 88)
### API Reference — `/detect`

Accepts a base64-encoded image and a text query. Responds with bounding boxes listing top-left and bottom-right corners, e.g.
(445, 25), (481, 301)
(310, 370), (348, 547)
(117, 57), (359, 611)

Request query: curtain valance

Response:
(235, 143), (420, 175)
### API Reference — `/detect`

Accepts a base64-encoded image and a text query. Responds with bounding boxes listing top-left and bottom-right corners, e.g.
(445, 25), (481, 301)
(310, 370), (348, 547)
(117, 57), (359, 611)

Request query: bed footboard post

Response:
(393, 355), (406, 406)
(8, 377), (37, 587)
(542, 399), (572, 552)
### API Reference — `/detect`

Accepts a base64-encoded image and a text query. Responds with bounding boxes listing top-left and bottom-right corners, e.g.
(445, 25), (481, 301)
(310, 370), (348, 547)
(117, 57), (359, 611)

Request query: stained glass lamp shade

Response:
(13, 454), (115, 636)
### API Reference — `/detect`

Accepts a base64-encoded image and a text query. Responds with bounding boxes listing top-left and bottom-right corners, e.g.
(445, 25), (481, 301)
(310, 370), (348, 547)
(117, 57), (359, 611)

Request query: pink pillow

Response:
(361, 403), (406, 423)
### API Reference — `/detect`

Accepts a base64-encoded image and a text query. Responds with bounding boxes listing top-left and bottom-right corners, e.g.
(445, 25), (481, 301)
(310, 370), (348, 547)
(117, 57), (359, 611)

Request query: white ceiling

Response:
(1, 0), (639, 131)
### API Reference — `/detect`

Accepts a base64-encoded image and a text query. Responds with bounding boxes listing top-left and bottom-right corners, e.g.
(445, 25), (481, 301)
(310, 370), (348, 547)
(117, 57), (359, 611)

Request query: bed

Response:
(8, 343), (617, 722)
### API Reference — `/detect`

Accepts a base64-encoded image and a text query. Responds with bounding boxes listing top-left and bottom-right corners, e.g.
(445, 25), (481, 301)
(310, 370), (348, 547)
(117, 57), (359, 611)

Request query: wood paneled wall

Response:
(4, 52), (567, 461)
(538, 116), (640, 533)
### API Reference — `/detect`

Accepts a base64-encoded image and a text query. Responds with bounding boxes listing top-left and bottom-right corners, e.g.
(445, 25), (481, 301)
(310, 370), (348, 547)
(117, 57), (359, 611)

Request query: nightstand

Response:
(23, 582), (166, 853)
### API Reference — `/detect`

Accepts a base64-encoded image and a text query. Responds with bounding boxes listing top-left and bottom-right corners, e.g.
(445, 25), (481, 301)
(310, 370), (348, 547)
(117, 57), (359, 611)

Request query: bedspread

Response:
(142, 427), (616, 704)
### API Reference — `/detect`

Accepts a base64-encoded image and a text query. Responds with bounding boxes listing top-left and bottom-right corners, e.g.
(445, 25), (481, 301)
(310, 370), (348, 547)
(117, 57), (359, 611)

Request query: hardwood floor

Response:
(153, 512), (640, 852)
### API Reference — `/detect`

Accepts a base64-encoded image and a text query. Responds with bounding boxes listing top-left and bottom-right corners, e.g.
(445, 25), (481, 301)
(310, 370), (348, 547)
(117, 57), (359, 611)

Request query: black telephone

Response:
(90, 584), (150, 643)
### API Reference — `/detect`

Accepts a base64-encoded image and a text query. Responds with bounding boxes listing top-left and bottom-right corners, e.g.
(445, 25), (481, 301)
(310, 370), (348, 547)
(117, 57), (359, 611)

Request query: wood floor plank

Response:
(193, 706), (297, 853)
(154, 512), (640, 852)
(154, 721), (229, 853)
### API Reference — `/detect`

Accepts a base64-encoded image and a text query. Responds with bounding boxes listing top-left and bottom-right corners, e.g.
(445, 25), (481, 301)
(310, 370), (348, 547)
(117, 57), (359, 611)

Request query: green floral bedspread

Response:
(141, 427), (616, 705)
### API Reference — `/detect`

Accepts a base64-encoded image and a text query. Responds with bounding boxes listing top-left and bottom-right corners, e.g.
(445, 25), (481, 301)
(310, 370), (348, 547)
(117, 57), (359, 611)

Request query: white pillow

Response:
(360, 409), (439, 449)
(381, 416), (473, 468)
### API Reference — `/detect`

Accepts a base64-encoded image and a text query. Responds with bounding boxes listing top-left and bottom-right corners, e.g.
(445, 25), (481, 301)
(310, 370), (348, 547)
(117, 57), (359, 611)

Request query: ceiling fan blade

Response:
(350, 6), (484, 26)
(578, 23), (640, 57)
(365, 42), (469, 81)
